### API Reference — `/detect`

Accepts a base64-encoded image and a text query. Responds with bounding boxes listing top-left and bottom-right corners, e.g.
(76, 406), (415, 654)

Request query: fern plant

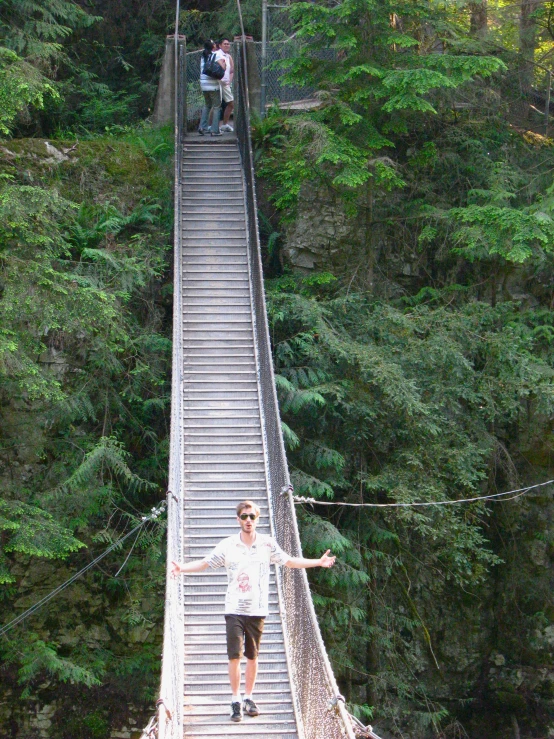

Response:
(267, 274), (554, 732)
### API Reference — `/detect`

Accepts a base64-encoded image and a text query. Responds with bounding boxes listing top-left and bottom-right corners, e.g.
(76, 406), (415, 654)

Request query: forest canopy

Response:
(1, 1), (554, 738)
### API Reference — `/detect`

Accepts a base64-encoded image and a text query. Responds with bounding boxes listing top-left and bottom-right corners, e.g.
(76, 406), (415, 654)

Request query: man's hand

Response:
(319, 549), (336, 568)
(169, 558), (209, 575)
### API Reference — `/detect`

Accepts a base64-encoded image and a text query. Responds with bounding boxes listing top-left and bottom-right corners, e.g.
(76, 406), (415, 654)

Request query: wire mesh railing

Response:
(234, 20), (357, 739)
(183, 48), (203, 128)
(253, 41), (335, 107)
(157, 15), (185, 739)
(183, 40), (332, 127)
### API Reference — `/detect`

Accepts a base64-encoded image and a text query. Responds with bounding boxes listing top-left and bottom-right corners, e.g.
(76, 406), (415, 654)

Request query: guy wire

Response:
(0, 501), (166, 638)
(288, 478), (554, 508)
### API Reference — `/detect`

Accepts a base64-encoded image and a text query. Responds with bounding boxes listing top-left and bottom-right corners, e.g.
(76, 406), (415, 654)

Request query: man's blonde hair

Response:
(236, 500), (260, 517)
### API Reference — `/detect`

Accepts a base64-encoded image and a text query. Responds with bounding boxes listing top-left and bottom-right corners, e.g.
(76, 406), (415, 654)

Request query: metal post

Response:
(261, 0), (268, 116)
(546, 70), (552, 138)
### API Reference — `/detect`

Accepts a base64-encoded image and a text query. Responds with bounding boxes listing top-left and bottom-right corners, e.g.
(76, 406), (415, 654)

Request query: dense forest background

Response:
(1, 1), (554, 738)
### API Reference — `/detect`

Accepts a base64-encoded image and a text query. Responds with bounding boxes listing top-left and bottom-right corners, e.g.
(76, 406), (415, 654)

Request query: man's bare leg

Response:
(228, 658), (241, 695)
(244, 657), (258, 695)
(223, 101), (234, 125)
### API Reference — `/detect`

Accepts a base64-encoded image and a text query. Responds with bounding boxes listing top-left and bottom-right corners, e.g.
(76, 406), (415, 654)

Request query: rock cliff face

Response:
(280, 181), (550, 307)
(281, 182), (425, 298)
(283, 184), (352, 272)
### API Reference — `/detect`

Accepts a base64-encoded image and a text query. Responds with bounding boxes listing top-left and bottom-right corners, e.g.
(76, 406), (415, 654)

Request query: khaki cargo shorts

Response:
(221, 84), (234, 103)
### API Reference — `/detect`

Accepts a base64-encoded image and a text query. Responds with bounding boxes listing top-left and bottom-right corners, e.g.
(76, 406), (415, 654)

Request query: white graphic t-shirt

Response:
(204, 533), (289, 616)
(215, 49), (232, 85)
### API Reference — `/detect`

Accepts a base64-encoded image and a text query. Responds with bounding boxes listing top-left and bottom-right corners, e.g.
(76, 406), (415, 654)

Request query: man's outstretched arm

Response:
(284, 549), (336, 569)
(171, 559), (209, 577)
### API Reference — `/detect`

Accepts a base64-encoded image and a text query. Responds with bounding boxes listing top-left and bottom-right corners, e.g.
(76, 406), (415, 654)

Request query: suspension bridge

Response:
(151, 1), (554, 734)
(151, 2), (375, 735)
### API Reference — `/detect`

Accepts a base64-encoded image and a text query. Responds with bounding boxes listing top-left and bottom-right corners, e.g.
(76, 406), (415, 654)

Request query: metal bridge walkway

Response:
(179, 135), (297, 739)
(157, 25), (369, 739)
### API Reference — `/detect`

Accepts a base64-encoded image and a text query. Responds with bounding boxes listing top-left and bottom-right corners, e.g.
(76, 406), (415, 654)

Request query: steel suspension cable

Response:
(287, 479), (553, 508)
(0, 501), (166, 638)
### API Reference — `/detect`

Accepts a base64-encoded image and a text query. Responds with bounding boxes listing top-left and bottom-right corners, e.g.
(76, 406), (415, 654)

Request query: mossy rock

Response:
(0, 130), (172, 216)
(0, 138), (56, 159)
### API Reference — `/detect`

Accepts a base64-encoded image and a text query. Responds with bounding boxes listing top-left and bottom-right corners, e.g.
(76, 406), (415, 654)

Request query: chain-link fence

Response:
(184, 41), (334, 127)
(255, 41), (336, 107)
(184, 48), (204, 127)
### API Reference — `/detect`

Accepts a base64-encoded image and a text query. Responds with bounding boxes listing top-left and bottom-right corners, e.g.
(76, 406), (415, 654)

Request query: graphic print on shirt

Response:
(237, 572), (252, 593)
(204, 533), (290, 616)
(209, 552), (226, 569)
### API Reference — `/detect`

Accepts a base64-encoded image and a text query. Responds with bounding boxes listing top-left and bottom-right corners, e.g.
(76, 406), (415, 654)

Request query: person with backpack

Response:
(198, 39), (226, 136)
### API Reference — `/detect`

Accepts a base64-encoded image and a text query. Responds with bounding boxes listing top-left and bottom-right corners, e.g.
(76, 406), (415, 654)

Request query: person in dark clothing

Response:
(198, 39), (225, 136)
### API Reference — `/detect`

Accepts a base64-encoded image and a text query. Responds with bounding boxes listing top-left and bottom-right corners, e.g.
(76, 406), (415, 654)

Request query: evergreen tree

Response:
(0, 0), (98, 134)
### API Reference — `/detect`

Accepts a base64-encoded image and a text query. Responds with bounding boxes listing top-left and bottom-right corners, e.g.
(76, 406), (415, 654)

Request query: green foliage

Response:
(269, 281), (536, 572)
(64, 85), (140, 133)
(43, 0), (174, 132)
(0, 183), (122, 401)
(256, 0), (505, 218)
(267, 276), (554, 728)
(448, 202), (554, 263)
(0, 500), (84, 583)
(54, 437), (156, 497)
(0, 0), (100, 134)
(0, 0), (97, 65)
(0, 47), (58, 134)
(0, 131), (171, 713)
(3, 634), (102, 694)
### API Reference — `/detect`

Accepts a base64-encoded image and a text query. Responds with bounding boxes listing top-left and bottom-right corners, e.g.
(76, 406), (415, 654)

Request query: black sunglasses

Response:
(239, 513), (257, 520)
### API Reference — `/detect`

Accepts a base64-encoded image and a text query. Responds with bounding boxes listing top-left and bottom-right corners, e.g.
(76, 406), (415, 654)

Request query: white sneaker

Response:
(220, 124), (234, 132)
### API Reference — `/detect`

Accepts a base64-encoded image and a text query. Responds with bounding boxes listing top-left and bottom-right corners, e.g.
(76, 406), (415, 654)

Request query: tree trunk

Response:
(469, 1), (488, 39)
(519, 0), (540, 104)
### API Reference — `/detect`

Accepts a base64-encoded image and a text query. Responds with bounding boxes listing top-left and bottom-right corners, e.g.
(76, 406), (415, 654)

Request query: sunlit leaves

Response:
(0, 47), (58, 134)
(257, 0), (506, 218)
(449, 204), (554, 262)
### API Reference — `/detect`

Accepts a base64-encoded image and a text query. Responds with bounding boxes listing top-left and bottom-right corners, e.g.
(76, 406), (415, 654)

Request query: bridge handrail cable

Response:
(157, 4), (185, 737)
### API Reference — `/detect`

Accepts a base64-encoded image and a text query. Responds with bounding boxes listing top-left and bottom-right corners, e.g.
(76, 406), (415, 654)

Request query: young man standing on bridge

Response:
(171, 499), (336, 722)
(215, 37), (234, 132)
